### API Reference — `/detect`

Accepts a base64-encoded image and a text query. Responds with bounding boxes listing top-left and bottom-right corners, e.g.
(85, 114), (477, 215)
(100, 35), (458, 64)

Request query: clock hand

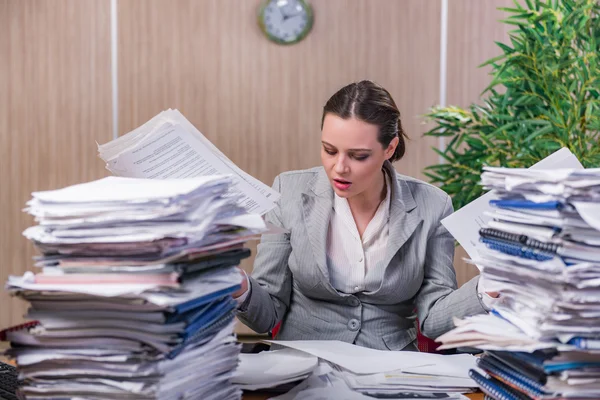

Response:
(275, 4), (288, 22)
(280, 8), (292, 21)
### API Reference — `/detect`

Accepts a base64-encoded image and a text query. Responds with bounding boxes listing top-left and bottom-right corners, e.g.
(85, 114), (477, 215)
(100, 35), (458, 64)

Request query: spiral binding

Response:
(480, 237), (555, 261)
(477, 357), (545, 397)
(469, 369), (521, 400)
(480, 228), (560, 254)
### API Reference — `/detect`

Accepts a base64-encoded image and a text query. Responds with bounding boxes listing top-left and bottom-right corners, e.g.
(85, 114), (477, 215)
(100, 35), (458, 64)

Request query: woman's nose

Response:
(334, 156), (348, 173)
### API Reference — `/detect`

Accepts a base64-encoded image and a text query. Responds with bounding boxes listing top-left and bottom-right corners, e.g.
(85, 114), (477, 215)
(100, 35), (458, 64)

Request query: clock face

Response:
(259, 0), (313, 44)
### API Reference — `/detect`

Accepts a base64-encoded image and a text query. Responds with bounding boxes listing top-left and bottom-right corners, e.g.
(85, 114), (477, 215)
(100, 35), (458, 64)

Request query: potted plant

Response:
(423, 0), (600, 210)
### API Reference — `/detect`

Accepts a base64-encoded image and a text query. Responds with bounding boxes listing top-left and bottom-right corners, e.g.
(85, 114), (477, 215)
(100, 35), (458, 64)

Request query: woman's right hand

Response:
(232, 267), (249, 299)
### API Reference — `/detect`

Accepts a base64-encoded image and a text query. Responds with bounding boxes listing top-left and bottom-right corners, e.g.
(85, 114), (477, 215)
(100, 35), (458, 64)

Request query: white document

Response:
(342, 370), (476, 391)
(572, 202), (600, 231)
(268, 362), (374, 400)
(8, 266), (241, 303)
(31, 175), (224, 204)
(98, 109), (280, 216)
(232, 348), (318, 390)
(269, 362), (469, 400)
(441, 147), (584, 262)
(435, 314), (574, 352)
(264, 340), (477, 376)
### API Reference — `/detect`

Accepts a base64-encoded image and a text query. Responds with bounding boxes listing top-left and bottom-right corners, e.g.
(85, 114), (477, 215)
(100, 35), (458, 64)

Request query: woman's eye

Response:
(354, 155), (369, 161)
(324, 149), (336, 155)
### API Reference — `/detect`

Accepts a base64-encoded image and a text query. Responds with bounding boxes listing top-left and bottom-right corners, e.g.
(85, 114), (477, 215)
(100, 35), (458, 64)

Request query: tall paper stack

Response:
(437, 167), (600, 400)
(4, 175), (267, 399)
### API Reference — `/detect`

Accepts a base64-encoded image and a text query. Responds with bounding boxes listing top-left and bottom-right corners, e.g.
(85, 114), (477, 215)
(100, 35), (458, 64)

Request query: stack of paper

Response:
(98, 108), (280, 216)
(441, 147), (585, 263)
(4, 175), (268, 399)
(437, 166), (600, 400)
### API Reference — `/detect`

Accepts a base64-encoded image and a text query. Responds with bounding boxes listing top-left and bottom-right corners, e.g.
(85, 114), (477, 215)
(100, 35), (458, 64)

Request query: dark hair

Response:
(321, 80), (408, 162)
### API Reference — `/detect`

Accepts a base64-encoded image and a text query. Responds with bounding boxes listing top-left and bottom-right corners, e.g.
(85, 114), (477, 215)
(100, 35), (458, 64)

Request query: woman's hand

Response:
(232, 267), (249, 298)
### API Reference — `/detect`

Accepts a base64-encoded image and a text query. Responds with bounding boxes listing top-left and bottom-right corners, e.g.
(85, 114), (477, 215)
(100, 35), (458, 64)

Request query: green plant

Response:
(423, 0), (600, 210)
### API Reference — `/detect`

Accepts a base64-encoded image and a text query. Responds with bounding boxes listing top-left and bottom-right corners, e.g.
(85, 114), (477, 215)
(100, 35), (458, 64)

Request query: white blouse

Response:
(326, 173), (392, 294)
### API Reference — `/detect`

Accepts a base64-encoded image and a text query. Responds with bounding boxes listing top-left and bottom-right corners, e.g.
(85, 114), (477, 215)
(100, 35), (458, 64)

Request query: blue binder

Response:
(477, 356), (546, 398)
(173, 284), (240, 314)
(490, 199), (564, 210)
(486, 351), (547, 384)
(480, 237), (554, 261)
(468, 370), (525, 400)
(567, 337), (600, 349)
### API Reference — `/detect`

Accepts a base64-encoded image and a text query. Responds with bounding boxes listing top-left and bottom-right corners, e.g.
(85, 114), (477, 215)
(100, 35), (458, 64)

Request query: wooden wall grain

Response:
(0, 0), (112, 329)
(117, 0), (442, 182)
(446, 0), (512, 285)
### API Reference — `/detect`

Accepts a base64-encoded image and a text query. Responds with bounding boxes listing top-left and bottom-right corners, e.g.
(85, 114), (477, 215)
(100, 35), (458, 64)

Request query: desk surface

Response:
(243, 392), (484, 400)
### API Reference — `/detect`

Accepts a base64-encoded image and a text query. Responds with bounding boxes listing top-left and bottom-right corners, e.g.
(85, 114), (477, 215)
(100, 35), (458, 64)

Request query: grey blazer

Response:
(237, 161), (487, 351)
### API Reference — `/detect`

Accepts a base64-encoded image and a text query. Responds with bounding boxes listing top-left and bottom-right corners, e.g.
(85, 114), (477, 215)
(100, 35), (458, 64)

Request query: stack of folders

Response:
(437, 167), (600, 400)
(3, 175), (268, 399)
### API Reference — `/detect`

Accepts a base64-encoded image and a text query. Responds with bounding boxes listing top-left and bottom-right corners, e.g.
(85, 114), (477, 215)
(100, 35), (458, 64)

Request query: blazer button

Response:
(347, 319), (360, 331)
(348, 297), (359, 307)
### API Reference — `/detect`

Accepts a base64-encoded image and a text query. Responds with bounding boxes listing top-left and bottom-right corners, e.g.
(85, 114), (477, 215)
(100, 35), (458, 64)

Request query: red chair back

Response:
(416, 319), (440, 353)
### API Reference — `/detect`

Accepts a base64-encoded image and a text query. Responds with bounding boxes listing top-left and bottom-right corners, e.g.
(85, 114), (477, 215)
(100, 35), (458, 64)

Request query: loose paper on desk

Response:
(265, 340), (476, 377)
(442, 147), (584, 263)
(98, 109), (280, 215)
(232, 348), (318, 390)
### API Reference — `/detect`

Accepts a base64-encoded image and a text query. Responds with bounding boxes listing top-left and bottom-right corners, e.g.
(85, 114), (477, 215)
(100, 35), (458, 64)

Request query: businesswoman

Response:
(235, 80), (492, 351)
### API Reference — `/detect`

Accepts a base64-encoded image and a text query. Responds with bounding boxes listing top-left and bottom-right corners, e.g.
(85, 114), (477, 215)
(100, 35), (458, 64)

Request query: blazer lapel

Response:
(381, 162), (421, 269)
(301, 169), (336, 292)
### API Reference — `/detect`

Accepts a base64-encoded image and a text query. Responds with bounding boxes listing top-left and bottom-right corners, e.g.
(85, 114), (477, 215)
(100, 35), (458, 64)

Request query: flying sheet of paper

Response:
(98, 109), (280, 216)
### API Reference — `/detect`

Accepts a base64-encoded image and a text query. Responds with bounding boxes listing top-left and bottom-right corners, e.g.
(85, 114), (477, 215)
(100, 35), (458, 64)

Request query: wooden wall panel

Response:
(117, 0), (442, 334)
(446, 0), (512, 285)
(447, 0), (513, 109)
(0, 0), (112, 329)
(117, 0), (442, 181)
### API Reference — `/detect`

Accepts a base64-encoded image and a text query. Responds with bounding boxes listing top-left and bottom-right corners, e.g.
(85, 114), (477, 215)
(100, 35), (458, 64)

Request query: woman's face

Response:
(321, 113), (397, 199)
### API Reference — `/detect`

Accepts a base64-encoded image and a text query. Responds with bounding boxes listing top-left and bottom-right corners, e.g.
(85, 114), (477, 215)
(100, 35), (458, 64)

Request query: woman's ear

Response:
(385, 137), (399, 160)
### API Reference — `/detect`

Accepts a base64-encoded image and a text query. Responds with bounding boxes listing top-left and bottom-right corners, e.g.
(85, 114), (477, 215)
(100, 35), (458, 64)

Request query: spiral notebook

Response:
(480, 237), (555, 261)
(479, 228), (560, 253)
(477, 356), (546, 398)
(480, 227), (600, 262)
(486, 351), (547, 384)
(468, 370), (530, 400)
(480, 354), (546, 389)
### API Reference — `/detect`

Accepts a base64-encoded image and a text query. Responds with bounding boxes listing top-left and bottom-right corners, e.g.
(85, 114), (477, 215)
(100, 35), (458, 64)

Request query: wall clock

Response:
(258, 0), (314, 45)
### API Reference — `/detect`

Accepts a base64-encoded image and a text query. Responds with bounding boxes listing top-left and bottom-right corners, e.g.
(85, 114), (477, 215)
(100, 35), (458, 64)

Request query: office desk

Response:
(243, 392), (484, 399)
